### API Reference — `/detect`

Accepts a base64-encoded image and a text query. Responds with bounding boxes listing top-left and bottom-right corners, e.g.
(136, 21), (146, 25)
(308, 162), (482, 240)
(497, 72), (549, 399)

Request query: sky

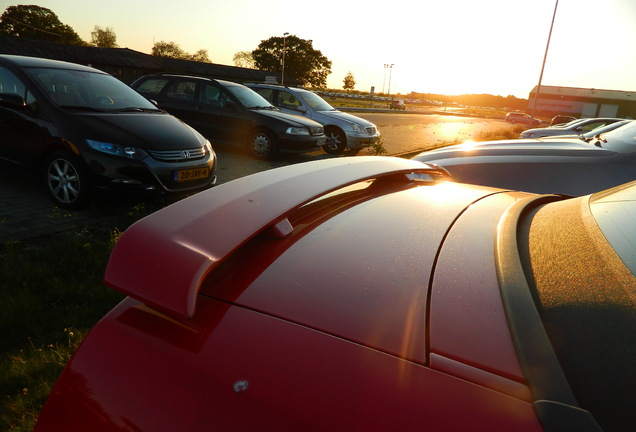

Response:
(3, 0), (636, 98)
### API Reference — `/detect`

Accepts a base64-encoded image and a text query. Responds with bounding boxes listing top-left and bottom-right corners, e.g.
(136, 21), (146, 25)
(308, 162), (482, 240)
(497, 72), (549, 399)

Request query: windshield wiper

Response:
(249, 105), (276, 110)
(59, 105), (109, 112)
(109, 107), (163, 113)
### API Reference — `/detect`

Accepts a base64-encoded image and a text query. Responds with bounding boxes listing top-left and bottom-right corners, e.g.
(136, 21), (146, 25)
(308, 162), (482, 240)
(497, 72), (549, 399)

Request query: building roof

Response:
(0, 35), (291, 84)
(531, 85), (636, 102)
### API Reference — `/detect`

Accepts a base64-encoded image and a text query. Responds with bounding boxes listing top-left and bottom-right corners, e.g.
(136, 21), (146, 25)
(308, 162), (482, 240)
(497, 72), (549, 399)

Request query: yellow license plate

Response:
(175, 167), (209, 182)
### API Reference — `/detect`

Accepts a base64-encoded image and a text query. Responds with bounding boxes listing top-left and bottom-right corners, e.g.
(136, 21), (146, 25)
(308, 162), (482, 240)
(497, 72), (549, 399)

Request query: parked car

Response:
(0, 55), (216, 209)
(505, 112), (541, 126)
(246, 83), (380, 154)
(131, 74), (326, 159)
(520, 117), (623, 138)
(35, 156), (635, 431)
(540, 119), (632, 142)
(413, 119), (636, 196)
(550, 114), (577, 126)
(390, 99), (406, 110)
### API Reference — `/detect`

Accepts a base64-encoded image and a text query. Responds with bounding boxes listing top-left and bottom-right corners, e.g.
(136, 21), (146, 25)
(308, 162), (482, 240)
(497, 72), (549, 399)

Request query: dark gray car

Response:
(413, 120), (636, 196)
(132, 75), (326, 159)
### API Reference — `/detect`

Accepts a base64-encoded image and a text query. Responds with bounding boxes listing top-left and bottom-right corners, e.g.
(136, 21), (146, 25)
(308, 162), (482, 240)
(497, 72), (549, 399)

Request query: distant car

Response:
(246, 83), (380, 154)
(550, 114), (577, 126)
(390, 99), (406, 110)
(131, 74), (326, 159)
(413, 119), (636, 196)
(0, 55), (216, 209)
(505, 112), (541, 126)
(520, 117), (623, 138)
(35, 156), (636, 432)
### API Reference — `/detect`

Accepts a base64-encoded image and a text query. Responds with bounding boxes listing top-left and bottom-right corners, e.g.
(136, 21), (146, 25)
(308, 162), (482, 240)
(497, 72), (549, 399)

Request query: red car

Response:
(35, 157), (635, 431)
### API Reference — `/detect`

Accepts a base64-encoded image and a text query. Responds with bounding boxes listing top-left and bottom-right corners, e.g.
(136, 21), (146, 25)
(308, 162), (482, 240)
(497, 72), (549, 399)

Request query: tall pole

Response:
(281, 32), (289, 85)
(531, 0), (559, 116)
(382, 64), (388, 94)
(387, 64), (394, 96)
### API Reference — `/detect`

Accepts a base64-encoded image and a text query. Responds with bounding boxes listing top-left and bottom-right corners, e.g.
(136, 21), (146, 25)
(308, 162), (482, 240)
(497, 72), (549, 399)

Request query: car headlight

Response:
(286, 127), (310, 136)
(204, 140), (214, 155)
(350, 122), (364, 134)
(87, 139), (146, 160)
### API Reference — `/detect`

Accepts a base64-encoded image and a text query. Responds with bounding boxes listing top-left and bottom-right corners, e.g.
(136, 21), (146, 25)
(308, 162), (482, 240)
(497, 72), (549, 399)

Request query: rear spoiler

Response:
(104, 156), (451, 321)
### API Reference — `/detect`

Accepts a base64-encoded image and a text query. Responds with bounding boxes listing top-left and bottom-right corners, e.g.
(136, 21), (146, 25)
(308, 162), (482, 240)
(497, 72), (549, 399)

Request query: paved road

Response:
(0, 113), (511, 242)
(356, 112), (515, 154)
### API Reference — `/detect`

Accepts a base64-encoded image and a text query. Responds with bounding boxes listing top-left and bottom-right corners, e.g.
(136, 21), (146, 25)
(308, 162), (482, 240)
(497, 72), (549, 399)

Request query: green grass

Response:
(0, 125), (523, 431)
(0, 215), (141, 431)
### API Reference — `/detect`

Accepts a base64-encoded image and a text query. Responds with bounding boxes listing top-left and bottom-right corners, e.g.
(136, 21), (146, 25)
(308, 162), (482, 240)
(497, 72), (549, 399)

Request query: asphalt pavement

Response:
(1, 107), (487, 243)
(0, 146), (345, 243)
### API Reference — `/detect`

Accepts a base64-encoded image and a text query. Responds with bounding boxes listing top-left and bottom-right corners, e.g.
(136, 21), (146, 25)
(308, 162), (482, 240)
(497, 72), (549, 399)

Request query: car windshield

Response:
(598, 119), (636, 144)
(224, 83), (274, 109)
(301, 91), (336, 111)
(582, 120), (631, 139)
(26, 67), (159, 111)
(554, 118), (586, 128)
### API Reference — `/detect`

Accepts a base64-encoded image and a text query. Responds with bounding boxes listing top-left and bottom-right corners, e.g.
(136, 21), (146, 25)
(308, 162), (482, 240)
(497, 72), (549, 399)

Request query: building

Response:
(0, 35), (296, 86)
(528, 85), (636, 119)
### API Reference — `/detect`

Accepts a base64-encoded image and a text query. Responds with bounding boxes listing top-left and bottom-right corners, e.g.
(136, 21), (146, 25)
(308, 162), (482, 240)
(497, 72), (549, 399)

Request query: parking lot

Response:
(0, 146), (337, 243)
(0, 113), (511, 243)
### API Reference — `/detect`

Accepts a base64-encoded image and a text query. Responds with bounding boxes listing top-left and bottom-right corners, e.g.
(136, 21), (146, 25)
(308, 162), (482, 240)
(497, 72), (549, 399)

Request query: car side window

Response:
(0, 66), (37, 111)
(198, 83), (226, 107)
(166, 80), (196, 103)
(278, 91), (302, 111)
(581, 121), (605, 132)
(135, 78), (169, 97)
(254, 88), (275, 104)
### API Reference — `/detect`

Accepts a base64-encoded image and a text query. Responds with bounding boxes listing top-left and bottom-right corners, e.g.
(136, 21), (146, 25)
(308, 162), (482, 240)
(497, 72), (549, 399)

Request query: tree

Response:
(152, 40), (187, 58)
(343, 72), (356, 92)
(151, 41), (210, 62)
(90, 25), (118, 48)
(0, 5), (85, 45)
(233, 51), (255, 68)
(251, 35), (332, 88)
(190, 49), (210, 63)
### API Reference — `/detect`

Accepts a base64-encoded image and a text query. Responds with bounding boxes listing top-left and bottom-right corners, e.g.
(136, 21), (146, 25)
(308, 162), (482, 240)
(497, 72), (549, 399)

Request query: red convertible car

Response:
(35, 157), (635, 431)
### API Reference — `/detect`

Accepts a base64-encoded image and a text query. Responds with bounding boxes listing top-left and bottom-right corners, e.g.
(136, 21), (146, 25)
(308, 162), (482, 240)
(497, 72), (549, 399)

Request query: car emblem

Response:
(181, 150), (191, 159)
(233, 380), (249, 394)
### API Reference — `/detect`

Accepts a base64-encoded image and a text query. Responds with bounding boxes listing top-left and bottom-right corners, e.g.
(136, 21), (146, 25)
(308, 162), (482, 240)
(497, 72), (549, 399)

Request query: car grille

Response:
(366, 126), (377, 135)
(147, 147), (206, 162)
(311, 126), (324, 136)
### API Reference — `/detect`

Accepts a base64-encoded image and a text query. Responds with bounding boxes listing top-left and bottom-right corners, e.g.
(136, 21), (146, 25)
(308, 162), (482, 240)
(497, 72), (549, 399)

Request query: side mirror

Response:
(0, 93), (27, 109)
(296, 105), (307, 114)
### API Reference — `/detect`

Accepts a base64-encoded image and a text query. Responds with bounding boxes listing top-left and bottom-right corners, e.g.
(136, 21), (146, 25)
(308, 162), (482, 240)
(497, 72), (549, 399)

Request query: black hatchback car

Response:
(0, 55), (217, 209)
(131, 74), (326, 159)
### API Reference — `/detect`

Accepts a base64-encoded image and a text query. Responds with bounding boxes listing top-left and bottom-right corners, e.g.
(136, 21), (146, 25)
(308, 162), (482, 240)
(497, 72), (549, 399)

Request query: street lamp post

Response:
(531, 0), (559, 117)
(382, 64), (388, 94)
(387, 64), (394, 96)
(281, 32), (289, 85)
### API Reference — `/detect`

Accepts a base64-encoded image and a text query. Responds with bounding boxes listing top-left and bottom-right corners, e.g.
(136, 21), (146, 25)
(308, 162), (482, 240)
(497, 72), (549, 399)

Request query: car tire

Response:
(322, 127), (347, 154)
(249, 128), (278, 159)
(44, 151), (92, 210)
